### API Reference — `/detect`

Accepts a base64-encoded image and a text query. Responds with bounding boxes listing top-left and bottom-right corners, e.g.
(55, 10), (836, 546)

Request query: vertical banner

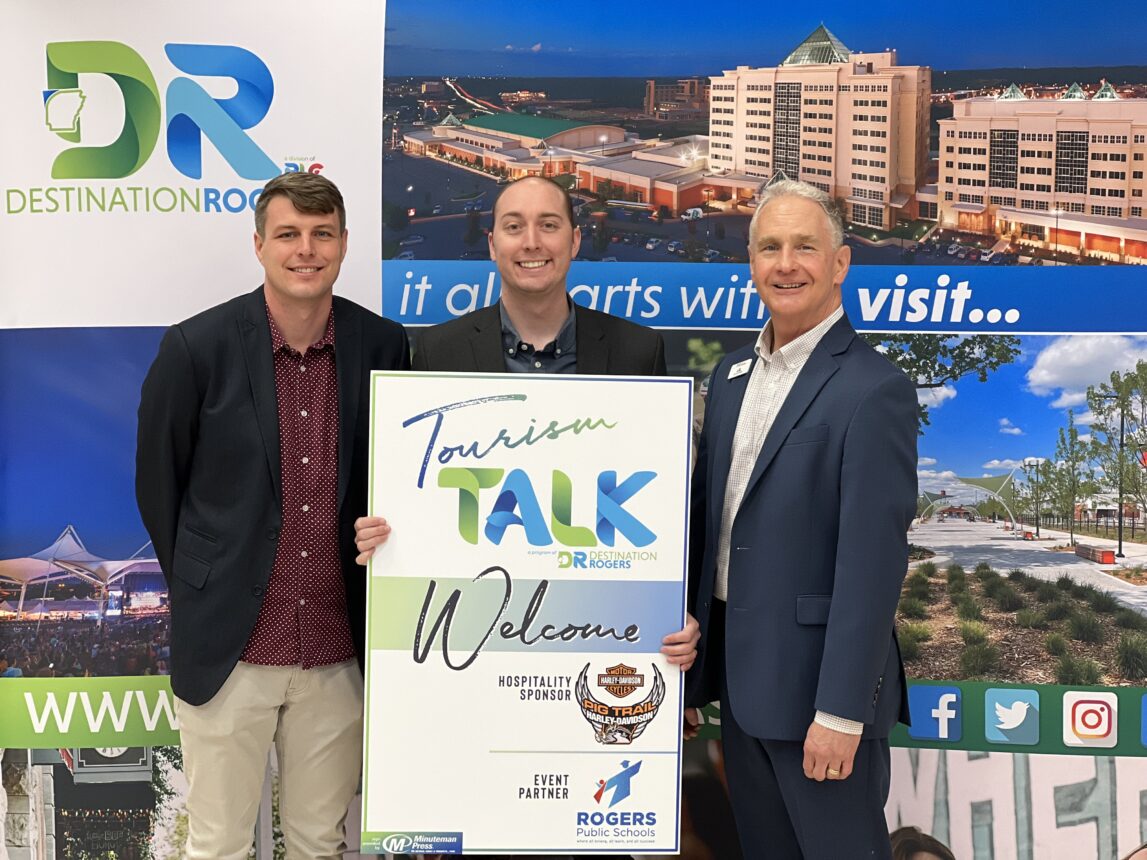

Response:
(0, 0), (383, 326)
(361, 372), (691, 854)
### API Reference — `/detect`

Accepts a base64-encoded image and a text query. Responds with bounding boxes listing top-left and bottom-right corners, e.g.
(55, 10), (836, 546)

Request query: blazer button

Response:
(267, 528), (279, 541)
(252, 585), (265, 597)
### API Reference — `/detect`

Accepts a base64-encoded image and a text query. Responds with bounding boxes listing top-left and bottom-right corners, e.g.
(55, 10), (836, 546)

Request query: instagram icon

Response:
(1063, 691), (1118, 748)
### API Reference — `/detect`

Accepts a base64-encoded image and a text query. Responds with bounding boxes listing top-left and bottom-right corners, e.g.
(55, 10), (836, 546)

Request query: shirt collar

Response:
(266, 304), (335, 355)
(499, 297), (577, 355)
(754, 304), (843, 370)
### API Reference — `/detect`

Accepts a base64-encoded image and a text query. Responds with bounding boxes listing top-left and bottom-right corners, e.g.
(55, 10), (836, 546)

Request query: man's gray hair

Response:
(748, 179), (845, 251)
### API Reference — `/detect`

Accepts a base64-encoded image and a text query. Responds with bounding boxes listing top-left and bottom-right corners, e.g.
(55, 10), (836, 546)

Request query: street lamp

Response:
(1023, 457), (1044, 538)
(598, 135), (608, 156)
(1099, 392), (1128, 558)
(1051, 207), (1063, 265)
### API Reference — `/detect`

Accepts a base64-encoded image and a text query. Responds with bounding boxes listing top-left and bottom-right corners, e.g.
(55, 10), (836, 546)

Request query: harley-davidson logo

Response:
(576, 663), (665, 745)
(597, 664), (645, 699)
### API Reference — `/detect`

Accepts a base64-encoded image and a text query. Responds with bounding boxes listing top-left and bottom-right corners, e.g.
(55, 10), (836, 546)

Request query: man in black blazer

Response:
(136, 172), (408, 859)
(412, 175), (665, 376)
(684, 180), (917, 859)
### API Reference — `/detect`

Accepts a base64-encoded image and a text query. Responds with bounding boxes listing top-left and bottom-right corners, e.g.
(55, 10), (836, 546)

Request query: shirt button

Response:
(555, 348), (562, 355)
(300, 410), (308, 417)
(266, 528), (279, 541)
(508, 348), (515, 355)
(302, 457), (309, 464)
(534, 361), (542, 368)
(299, 365), (306, 373)
(252, 585), (264, 597)
(299, 598), (306, 606)
(301, 550), (308, 558)
(302, 504), (310, 512)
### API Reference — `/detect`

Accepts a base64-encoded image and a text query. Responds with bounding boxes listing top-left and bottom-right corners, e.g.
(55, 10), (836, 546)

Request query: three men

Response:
(136, 172), (409, 858)
(685, 180), (917, 858)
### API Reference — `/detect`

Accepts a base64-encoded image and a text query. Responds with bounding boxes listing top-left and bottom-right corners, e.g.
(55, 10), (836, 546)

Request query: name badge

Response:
(728, 359), (752, 380)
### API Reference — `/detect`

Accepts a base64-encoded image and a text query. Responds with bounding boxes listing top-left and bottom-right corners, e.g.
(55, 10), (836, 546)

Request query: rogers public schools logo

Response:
(576, 662), (664, 745)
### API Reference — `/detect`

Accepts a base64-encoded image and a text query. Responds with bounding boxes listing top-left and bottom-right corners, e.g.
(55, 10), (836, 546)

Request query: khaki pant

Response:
(175, 660), (363, 860)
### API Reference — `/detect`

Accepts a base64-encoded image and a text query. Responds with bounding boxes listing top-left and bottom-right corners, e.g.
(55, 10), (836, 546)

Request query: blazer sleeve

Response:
(651, 332), (667, 377)
(135, 325), (200, 579)
(815, 370), (918, 722)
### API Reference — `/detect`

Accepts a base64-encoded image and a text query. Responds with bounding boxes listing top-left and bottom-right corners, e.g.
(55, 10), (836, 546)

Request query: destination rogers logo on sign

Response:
(575, 662), (664, 744)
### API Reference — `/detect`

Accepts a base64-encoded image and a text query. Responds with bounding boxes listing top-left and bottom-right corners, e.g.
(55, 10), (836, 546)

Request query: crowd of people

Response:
(0, 616), (170, 678)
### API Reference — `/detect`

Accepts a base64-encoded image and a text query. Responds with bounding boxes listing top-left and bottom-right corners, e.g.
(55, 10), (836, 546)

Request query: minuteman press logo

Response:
(43, 40), (278, 180)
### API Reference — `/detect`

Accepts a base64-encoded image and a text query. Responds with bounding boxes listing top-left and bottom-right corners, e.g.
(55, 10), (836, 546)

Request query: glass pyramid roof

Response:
(1094, 81), (1120, 100)
(1061, 83), (1088, 99)
(780, 24), (852, 66)
(997, 83), (1027, 100)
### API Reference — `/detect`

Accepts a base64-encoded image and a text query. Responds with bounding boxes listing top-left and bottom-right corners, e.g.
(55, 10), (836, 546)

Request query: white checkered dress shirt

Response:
(713, 305), (861, 735)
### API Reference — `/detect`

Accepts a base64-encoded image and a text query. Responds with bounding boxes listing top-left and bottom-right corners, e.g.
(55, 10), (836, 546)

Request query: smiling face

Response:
(749, 193), (850, 349)
(254, 195), (347, 312)
(488, 177), (580, 305)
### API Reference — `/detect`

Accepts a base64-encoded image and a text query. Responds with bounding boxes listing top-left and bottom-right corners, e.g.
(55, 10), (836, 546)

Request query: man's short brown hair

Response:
(492, 175), (575, 227)
(254, 172), (346, 237)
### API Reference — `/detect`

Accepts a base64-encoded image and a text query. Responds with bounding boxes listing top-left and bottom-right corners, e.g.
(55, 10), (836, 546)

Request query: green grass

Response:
(1056, 654), (1102, 685)
(898, 597), (929, 620)
(916, 561), (938, 578)
(1087, 590), (1120, 614)
(1007, 568), (1028, 583)
(981, 576), (1007, 598)
(946, 564), (966, 583)
(1035, 582), (1061, 603)
(897, 621), (932, 662)
(1057, 575), (1076, 591)
(960, 643), (999, 677)
(1045, 632), (1068, 656)
(1068, 612), (1103, 643)
(904, 571), (932, 602)
(1016, 609), (1049, 629)
(1045, 600), (1073, 621)
(974, 562), (995, 578)
(1115, 609), (1147, 631)
(954, 595), (983, 621)
(959, 620), (989, 646)
(993, 585), (1025, 612)
(1117, 634), (1147, 680)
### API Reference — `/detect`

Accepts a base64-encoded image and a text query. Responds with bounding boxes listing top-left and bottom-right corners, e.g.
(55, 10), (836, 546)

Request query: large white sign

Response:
(0, 0), (382, 327)
(362, 372), (691, 855)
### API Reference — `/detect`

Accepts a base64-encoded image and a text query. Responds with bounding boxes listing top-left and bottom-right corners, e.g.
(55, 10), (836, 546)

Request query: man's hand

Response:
(354, 515), (391, 565)
(660, 613), (700, 671)
(683, 707), (701, 740)
(802, 720), (861, 781)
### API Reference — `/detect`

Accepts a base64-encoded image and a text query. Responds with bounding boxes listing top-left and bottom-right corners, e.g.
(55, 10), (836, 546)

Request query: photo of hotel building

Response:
(706, 25), (931, 230)
(937, 84), (1147, 262)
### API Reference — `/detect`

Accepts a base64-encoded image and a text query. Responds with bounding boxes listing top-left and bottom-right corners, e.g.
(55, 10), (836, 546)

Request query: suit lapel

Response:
(573, 305), (608, 375)
(708, 350), (757, 535)
(333, 297), (361, 508)
(238, 287), (282, 504)
(468, 304), (508, 372)
(739, 317), (854, 504)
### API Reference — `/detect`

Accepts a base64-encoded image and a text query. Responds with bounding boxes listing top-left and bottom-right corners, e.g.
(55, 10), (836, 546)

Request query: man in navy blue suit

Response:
(685, 179), (917, 859)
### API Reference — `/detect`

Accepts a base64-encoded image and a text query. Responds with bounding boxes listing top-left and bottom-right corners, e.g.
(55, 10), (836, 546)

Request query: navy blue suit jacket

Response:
(686, 314), (916, 741)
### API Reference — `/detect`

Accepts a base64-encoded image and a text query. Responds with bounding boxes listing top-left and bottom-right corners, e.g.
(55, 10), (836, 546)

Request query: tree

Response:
(1086, 360), (1147, 521)
(685, 338), (725, 375)
(861, 334), (1022, 427)
(1046, 410), (1096, 545)
(1020, 458), (1053, 537)
(383, 201), (409, 232)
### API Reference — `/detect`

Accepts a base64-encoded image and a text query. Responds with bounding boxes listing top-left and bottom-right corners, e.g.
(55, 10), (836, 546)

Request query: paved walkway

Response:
(911, 519), (1147, 614)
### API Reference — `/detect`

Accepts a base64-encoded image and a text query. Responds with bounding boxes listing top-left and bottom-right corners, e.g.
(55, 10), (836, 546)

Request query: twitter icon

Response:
(985, 688), (1040, 745)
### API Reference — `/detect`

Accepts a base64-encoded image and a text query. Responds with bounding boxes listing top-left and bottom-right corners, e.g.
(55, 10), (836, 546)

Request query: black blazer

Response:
(411, 302), (666, 375)
(135, 287), (409, 705)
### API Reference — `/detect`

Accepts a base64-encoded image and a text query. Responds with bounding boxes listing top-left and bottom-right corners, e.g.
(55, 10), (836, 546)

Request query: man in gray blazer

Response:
(685, 179), (917, 859)
(136, 172), (408, 858)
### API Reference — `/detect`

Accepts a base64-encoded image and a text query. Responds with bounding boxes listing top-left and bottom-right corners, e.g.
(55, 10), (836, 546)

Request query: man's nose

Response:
(297, 235), (315, 256)
(523, 223), (542, 248)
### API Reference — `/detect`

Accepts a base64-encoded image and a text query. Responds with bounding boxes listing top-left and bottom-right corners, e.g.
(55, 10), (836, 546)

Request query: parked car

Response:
(395, 250), (415, 261)
(968, 248), (980, 262)
(956, 247), (968, 259)
(645, 237), (663, 251)
(947, 243), (961, 256)
(680, 207), (705, 221)
(979, 249), (995, 263)
(666, 240), (683, 253)
(399, 234), (425, 246)
(600, 256), (618, 263)
(919, 243), (934, 255)
(431, 203), (443, 215)
(702, 249), (722, 262)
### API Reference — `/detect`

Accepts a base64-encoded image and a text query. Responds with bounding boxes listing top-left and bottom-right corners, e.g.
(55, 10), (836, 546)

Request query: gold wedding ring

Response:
(826, 768), (840, 777)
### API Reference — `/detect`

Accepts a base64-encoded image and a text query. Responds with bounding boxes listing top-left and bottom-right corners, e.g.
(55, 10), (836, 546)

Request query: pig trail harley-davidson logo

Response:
(576, 662), (665, 745)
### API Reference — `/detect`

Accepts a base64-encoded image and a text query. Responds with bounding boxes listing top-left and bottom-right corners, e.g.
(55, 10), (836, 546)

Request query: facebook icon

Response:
(907, 685), (962, 742)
